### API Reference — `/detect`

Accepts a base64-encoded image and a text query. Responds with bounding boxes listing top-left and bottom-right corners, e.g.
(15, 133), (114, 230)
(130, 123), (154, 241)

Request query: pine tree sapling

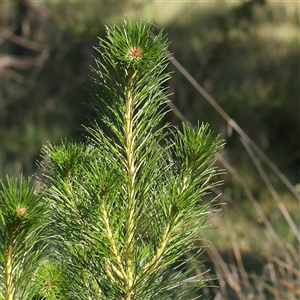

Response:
(40, 19), (225, 299)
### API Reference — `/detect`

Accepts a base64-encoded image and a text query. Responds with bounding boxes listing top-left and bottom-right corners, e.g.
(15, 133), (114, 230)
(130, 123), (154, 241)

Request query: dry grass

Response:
(168, 53), (299, 299)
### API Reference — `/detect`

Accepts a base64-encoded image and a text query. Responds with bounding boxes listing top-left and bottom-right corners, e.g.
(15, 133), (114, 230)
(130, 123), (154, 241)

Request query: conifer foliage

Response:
(0, 19), (224, 299)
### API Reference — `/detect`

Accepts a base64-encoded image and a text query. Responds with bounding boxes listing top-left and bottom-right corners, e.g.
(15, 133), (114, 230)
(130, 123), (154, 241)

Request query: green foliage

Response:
(37, 19), (224, 299)
(0, 175), (49, 300)
(1, 19), (224, 299)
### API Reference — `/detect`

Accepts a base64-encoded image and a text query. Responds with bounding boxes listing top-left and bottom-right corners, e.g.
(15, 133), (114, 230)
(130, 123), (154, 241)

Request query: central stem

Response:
(124, 70), (138, 296)
(5, 226), (18, 300)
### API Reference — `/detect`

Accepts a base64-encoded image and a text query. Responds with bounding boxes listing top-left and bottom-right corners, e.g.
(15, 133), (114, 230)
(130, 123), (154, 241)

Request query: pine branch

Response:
(0, 175), (50, 300)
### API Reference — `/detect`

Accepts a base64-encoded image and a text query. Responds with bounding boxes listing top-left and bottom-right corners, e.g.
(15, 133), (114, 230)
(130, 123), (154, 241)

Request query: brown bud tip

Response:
(16, 206), (27, 216)
(128, 46), (142, 60)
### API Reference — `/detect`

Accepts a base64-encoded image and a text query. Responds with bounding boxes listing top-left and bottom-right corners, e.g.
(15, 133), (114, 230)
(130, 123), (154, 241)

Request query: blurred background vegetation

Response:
(1, 0), (299, 299)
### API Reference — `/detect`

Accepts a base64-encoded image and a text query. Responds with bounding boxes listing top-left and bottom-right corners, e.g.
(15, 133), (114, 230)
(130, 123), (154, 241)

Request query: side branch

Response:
(100, 203), (127, 285)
